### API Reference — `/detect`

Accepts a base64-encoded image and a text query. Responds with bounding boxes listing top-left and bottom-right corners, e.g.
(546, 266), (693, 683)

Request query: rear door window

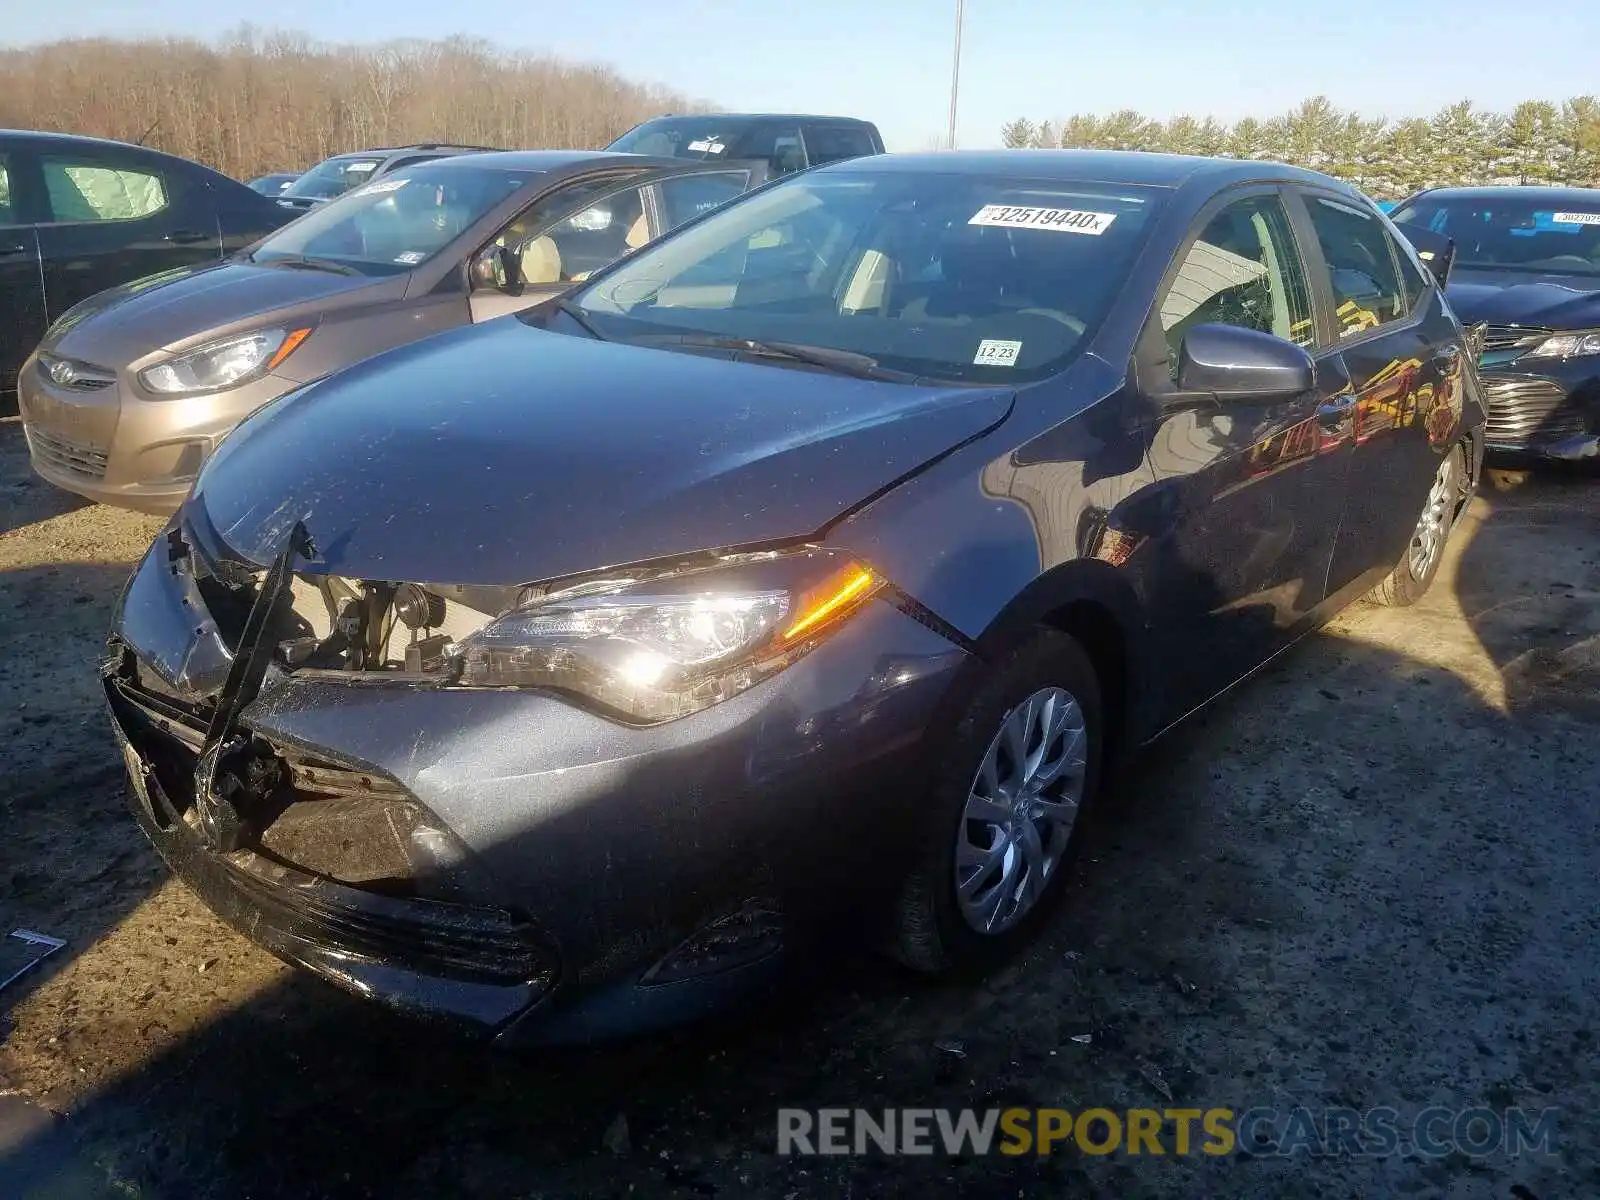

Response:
(1302, 195), (1409, 339)
(803, 124), (879, 165)
(40, 157), (167, 223)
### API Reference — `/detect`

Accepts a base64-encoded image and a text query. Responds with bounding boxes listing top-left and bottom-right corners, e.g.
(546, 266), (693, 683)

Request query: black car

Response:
(0, 130), (294, 410)
(105, 151), (1484, 1044)
(607, 113), (883, 177)
(245, 172), (301, 196)
(275, 144), (498, 213)
(1391, 186), (1600, 460)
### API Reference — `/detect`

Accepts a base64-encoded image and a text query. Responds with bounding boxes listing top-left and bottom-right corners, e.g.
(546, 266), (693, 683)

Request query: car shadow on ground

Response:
(3, 473), (1597, 1200)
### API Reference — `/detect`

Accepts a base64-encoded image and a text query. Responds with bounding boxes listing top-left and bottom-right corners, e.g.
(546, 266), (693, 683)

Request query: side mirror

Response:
(1177, 324), (1316, 401)
(1393, 221), (1456, 289)
(470, 245), (525, 295)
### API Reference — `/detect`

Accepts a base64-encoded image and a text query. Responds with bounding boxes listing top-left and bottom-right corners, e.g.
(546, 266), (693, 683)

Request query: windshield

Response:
(566, 169), (1162, 383)
(607, 119), (745, 161)
(282, 156), (386, 200)
(250, 164), (535, 276)
(1391, 195), (1600, 277)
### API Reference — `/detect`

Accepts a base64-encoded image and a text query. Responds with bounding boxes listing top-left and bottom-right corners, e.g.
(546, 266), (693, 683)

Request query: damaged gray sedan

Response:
(104, 151), (1483, 1043)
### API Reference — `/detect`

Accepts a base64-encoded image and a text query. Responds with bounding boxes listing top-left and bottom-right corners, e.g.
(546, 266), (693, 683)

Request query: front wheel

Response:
(888, 631), (1103, 974)
(1368, 443), (1468, 607)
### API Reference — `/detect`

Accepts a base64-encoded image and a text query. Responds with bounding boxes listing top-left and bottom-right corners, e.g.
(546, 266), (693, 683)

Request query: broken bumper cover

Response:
(105, 539), (971, 1043)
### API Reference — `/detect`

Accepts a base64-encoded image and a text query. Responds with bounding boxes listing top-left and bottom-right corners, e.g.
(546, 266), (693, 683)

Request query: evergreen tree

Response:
(999, 118), (1036, 149)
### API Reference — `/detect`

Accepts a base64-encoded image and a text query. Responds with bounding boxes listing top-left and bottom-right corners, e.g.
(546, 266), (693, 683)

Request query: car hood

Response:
(1446, 268), (1600, 329)
(190, 320), (1016, 585)
(47, 260), (390, 367)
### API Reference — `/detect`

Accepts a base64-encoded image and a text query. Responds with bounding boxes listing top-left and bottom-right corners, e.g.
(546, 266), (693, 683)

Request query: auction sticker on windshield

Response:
(357, 178), (408, 196)
(969, 205), (1117, 235)
(1551, 212), (1600, 226)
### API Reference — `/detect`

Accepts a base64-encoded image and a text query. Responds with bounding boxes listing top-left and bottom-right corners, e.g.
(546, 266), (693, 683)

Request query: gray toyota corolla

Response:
(105, 151), (1485, 1044)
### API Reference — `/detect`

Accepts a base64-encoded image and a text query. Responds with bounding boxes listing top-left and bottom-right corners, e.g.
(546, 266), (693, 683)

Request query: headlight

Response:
(450, 550), (883, 723)
(139, 327), (312, 395)
(1525, 330), (1600, 360)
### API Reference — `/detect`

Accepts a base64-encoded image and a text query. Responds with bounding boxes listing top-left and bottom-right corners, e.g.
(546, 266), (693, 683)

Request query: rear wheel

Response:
(1368, 443), (1467, 607)
(889, 631), (1102, 974)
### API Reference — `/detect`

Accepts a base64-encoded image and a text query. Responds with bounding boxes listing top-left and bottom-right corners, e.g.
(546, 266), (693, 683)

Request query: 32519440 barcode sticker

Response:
(969, 205), (1117, 235)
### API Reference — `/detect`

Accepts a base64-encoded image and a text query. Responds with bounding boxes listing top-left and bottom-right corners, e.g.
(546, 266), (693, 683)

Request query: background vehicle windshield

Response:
(571, 169), (1162, 382)
(251, 164), (533, 276)
(1391, 195), (1600, 276)
(607, 119), (742, 160)
(281, 155), (387, 200)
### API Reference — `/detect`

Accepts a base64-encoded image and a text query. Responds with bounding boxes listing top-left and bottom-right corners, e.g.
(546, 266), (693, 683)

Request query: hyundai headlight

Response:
(449, 550), (883, 723)
(139, 327), (311, 395)
(1525, 330), (1600, 360)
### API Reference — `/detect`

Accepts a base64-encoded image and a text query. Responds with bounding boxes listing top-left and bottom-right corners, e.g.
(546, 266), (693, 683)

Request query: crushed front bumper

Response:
(105, 534), (970, 1043)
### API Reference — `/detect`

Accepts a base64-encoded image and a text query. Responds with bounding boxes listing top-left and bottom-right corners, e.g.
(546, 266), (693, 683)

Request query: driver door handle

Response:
(1316, 392), (1356, 431)
(164, 229), (212, 245)
(0, 240), (31, 257)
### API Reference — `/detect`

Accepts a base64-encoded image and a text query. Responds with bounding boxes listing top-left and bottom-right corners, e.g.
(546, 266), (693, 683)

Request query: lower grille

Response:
(28, 427), (109, 480)
(1482, 377), (1586, 447)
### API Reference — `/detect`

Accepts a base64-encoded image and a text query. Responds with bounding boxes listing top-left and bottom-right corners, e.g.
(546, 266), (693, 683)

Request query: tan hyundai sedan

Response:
(19, 150), (762, 513)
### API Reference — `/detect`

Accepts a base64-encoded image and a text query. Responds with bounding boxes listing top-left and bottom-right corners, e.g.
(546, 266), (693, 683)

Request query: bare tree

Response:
(0, 27), (710, 180)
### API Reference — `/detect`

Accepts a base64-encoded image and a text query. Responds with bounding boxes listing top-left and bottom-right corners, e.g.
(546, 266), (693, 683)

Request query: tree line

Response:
(1001, 97), (1600, 198)
(0, 28), (703, 182)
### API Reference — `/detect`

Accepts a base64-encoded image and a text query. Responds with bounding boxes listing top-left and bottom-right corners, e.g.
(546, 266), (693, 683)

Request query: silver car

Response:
(19, 150), (762, 513)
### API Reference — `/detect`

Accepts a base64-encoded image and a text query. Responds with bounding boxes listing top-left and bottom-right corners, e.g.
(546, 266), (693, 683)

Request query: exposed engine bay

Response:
(176, 519), (521, 679)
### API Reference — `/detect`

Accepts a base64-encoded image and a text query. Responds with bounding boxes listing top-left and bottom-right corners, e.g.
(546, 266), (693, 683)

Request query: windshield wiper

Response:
(651, 334), (915, 382)
(552, 297), (608, 341)
(261, 254), (362, 277)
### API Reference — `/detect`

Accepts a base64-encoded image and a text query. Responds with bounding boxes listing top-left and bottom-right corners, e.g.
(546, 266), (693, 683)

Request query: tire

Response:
(1368, 443), (1467, 608)
(889, 630), (1103, 975)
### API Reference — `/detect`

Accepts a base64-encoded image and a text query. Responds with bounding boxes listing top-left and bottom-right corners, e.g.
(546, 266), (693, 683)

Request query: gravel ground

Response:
(0, 417), (1596, 1199)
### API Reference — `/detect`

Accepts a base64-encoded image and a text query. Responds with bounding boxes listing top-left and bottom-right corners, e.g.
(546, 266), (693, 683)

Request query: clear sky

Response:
(6, 0), (1594, 152)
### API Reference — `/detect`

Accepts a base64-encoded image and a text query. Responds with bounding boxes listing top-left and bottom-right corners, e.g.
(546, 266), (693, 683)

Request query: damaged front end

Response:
(105, 513), (558, 1032)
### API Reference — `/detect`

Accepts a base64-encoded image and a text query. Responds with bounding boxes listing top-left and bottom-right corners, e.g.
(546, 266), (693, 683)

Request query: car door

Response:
(33, 145), (221, 327)
(467, 168), (755, 324)
(1138, 187), (1358, 711)
(1290, 189), (1460, 595)
(0, 145), (47, 404)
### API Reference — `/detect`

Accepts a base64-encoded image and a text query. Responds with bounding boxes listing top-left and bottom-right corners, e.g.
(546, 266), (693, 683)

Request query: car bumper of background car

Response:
(104, 537), (971, 1044)
(1477, 361), (1600, 461)
(17, 350), (297, 513)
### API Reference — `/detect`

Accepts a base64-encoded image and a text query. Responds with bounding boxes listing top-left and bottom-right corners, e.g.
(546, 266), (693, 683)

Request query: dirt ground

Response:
(0, 416), (1596, 1199)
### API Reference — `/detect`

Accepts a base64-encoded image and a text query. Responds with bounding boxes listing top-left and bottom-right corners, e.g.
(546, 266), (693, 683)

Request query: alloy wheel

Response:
(954, 686), (1088, 935)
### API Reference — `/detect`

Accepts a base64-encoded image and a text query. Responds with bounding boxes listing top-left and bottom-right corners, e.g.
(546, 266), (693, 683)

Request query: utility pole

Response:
(946, 0), (965, 150)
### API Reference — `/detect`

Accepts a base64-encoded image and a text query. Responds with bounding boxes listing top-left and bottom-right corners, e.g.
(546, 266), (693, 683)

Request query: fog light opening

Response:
(639, 901), (785, 986)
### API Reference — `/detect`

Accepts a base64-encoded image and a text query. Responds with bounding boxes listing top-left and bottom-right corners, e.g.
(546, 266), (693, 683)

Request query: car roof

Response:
(390, 150), (685, 173)
(1403, 185), (1600, 204)
(812, 148), (1344, 191)
(631, 113), (877, 126)
(0, 128), (196, 157)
